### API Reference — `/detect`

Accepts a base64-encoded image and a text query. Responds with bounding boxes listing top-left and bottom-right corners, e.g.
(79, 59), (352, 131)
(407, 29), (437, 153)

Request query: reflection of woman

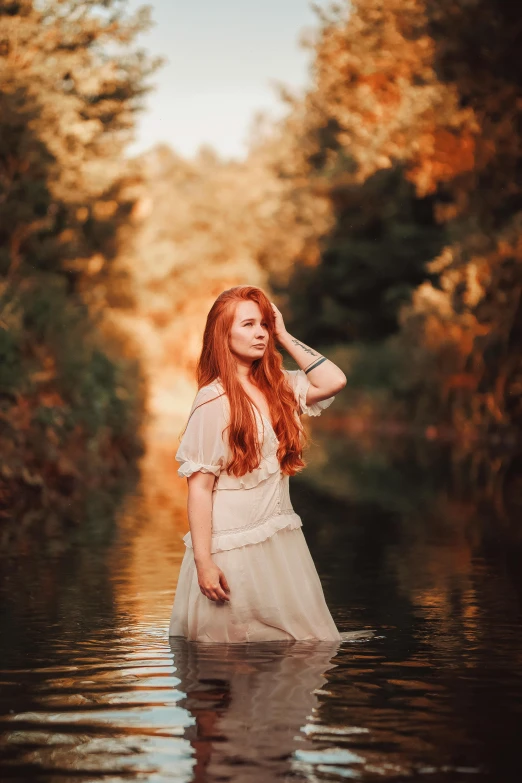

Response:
(169, 285), (347, 643)
(169, 637), (341, 781)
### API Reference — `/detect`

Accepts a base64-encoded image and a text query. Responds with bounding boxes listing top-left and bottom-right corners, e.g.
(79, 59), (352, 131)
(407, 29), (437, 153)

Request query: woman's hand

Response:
(270, 302), (288, 343)
(196, 558), (231, 603)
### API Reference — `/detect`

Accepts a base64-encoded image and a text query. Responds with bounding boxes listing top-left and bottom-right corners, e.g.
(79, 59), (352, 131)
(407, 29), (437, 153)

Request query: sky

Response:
(125, 0), (325, 160)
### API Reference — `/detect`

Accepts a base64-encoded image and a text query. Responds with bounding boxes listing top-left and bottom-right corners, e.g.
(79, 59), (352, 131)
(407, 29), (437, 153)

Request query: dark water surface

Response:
(1, 434), (522, 782)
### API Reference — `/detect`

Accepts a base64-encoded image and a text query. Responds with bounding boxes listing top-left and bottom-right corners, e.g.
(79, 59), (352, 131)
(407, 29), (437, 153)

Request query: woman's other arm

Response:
(187, 472), (230, 602)
(176, 388), (230, 603)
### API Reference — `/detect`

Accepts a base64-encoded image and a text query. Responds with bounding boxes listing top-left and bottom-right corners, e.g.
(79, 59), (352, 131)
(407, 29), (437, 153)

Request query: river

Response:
(1, 430), (521, 782)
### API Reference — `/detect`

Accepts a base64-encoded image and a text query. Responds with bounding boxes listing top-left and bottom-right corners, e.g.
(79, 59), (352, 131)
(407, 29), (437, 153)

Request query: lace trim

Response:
(216, 453), (281, 490)
(215, 508), (295, 535)
(295, 370), (336, 416)
(177, 460), (221, 479)
(182, 510), (303, 554)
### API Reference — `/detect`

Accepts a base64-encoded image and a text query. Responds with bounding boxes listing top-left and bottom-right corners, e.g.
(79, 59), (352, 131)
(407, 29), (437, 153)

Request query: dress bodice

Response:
(175, 370), (335, 553)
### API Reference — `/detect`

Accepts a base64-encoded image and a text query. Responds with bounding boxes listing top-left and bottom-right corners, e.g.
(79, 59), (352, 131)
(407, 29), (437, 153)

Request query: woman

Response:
(168, 285), (347, 643)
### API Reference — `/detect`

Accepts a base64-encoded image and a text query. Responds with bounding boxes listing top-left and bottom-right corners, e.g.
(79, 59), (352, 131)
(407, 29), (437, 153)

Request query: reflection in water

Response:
(170, 638), (341, 781)
(1, 432), (522, 781)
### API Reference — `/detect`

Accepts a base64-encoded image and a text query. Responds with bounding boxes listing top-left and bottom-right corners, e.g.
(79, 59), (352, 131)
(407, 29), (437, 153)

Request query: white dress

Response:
(168, 369), (341, 643)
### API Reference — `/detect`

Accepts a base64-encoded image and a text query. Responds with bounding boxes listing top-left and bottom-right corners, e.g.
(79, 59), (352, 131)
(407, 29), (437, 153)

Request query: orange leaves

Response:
(7, 396), (33, 432)
(408, 129), (477, 196)
(358, 70), (402, 109)
(39, 391), (65, 408)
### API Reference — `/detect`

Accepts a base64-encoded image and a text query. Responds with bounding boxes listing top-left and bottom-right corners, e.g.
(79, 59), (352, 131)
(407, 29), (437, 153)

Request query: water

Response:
(1, 434), (522, 782)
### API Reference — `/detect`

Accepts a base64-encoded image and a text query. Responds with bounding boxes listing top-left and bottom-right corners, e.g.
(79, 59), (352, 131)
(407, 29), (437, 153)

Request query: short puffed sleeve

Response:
(176, 386), (228, 479)
(284, 369), (336, 416)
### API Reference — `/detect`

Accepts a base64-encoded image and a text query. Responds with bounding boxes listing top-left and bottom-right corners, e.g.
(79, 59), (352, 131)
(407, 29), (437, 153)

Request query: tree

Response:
(258, 0), (522, 438)
(0, 0), (159, 536)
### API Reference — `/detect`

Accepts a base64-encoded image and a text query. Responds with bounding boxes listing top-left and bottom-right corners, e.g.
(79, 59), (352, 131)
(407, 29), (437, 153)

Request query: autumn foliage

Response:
(0, 0), (159, 536)
(3, 0), (522, 537)
(259, 0), (522, 441)
(120, 0), (522, 447)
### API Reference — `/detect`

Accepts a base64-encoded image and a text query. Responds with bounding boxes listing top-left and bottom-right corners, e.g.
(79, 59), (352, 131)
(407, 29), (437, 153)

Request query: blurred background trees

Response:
(264, 0), (522, 442)
(120, 0), (522, 447)
(0, 0), (159, 534)
(3, 0), (522, 537)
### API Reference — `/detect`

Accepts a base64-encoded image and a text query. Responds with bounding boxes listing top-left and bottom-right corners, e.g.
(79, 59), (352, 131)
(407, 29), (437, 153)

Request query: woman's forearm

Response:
(278, 331), (346, 393)
(187, 484), (213, 564)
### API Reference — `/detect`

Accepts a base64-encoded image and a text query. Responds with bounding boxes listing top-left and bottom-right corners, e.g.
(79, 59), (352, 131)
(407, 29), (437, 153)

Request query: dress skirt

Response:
(168, 525), (341, 643)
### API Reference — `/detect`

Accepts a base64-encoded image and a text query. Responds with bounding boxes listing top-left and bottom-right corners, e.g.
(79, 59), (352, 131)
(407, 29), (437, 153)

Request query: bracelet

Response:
(304, 356), (327, 374)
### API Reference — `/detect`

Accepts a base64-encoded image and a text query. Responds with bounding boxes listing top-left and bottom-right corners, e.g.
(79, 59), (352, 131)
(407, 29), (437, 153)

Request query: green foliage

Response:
(0, 0), (160, 284)
(0, 0), (158, 535)
(281, 166), (447, 343)
(0, 322), (23, 392)
(262, 0), (522, 439)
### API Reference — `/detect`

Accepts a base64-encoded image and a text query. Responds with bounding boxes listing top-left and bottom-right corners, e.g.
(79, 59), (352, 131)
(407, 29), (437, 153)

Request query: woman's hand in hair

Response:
(196, 559), (231, 603)
(270, 302), (288, 343)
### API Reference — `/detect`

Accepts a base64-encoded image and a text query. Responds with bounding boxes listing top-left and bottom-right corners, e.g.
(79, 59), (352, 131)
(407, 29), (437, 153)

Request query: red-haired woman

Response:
(168, 286), (347, 642)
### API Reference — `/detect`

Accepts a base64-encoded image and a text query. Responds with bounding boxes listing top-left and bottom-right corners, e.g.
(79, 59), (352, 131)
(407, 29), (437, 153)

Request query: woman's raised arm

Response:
(271, 303), (347, 406)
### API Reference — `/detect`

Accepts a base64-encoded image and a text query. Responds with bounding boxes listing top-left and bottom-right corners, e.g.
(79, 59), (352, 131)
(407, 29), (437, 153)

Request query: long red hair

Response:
(187, 285), (310, 477)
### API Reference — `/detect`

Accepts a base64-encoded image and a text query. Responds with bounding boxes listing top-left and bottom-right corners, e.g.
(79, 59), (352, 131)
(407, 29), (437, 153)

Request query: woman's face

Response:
(229, 300), (269, 364)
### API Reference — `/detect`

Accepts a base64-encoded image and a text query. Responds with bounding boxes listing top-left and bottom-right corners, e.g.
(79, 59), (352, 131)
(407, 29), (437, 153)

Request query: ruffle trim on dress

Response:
(177, 460), (221, 479)
(216, 453), (281, 490)
(295, 371), (336, 417)
(182, 510), (303, 553)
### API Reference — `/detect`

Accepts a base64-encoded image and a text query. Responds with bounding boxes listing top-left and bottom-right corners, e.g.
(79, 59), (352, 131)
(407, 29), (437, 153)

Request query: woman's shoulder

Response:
(191, 381), (222, 403)
(196, 380), (222, 396)
(187, 380), (226, 416)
